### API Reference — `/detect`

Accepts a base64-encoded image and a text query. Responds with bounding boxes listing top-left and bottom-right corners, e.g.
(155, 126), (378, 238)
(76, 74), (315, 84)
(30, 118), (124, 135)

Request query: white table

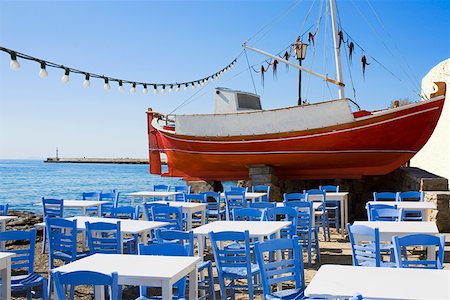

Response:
(36, 200), (109, 216)
(0, 216), (17, 250)
(305, 264), (450, 299)
(366, 201), (437, 221)
(309, 192), (349, 237)
(192, 220), (291, 257)
(0, 252), (14, 300)
(353, 221), (439, 258)
(127, 191), (182, 205)
(152, 201), (207, 230)
(52, 253), (200, 300)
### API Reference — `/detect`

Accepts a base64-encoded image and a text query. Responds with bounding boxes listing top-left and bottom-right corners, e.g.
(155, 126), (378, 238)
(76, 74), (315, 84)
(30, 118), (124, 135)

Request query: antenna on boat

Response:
(330, 0), (345, 99)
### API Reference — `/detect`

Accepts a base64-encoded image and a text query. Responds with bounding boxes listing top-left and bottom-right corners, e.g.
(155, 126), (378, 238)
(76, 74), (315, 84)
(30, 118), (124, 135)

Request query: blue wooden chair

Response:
(151, 205), (183, 231)
(0, 203), (8, 216)
(392, 234), (445, 269)
(224, 190), (247, 220)
(347, 223), (395, 267)
(248, 201), (276, 213)
(199, 191), (225, 222)
(254, 236), (305, 300)
(306, 189), (330, 241)
(251, 185), (270, 202)
(373, 192), (397, 201)
(41, 197), (64, 254)
(367, 203), (403, 221)
(209, 230), (259, 299)
(155, 229), (216, 299)
(0, 229), (48, 300)
(174, 185), (191, 202)
(85, 221), (122, 254)
(53, 270), (119, 300)
(82, 191), (101, 215)
(233, 208), (264, 221)
(284, 200), (320, 266)
(110, 205), (140, 253)
(230, 186), (248, 193)
(184, 193), (207, 226)
(397, 191), (424, 221)
(283, 192), (306, 202)
(143, 202), (168, 221)
(319, 185), (340, 232)
(138, 243), (188, 299)
(265, 206), (298, 238)
(98, 191), (118, 216)
(154, 184), (170, 192)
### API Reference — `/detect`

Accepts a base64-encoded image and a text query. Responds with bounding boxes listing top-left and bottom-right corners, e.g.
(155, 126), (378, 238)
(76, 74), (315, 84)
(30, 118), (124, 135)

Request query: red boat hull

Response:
(147, 93), (445, 181)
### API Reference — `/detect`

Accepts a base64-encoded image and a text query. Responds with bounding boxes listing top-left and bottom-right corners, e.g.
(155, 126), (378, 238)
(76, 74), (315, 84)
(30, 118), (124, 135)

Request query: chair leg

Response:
(207, 262), (216, 300)
(42, 228), (47, 254)
(315, 228), (321, 263)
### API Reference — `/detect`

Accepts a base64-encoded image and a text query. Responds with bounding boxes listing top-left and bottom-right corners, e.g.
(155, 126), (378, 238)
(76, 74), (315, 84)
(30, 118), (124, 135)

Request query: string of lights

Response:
(1, 46), (238, 94)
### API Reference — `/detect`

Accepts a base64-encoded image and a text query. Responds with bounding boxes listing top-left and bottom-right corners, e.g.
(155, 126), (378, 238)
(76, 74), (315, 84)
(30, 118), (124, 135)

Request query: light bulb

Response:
(176, 84), (180, 92)
(103, 78), (111, 90)
(61, 68), (70, 84)
(191, 82), (196, 89)
(39, 61), (48, 78)
(153, 85), (159, 94)
(9, 52), (20, 70)
(161, 85), (166, 94)
(118, 80), (124, 92)
(83, 74), (90, 88)
(143, 84), (148, 94)
(130, 82), (136, 94)
(169, 85), (173, 93)
(184, 84), (188, 91)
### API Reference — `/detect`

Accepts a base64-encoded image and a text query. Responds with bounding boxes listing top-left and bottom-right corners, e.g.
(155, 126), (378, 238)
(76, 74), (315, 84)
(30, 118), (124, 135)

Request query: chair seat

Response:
(53, 250), (90, 262)
(267, 288), (304, 299)
(10, 273), (47, 290)
(222, 263), (259, 277)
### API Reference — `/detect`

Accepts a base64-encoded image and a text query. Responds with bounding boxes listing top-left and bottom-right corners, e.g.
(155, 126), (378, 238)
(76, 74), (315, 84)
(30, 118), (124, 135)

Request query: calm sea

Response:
(0, 160), (234, 213)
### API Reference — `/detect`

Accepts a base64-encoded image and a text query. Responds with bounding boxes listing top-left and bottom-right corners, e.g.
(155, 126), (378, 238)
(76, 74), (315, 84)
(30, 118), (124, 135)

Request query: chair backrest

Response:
(251, 185), (270, 202)
(366, 203), (397, 221)
(255, 236), (305, 297)
(284, 201), (313, 238)
(347, 224), (381, 267)
(199, 191), (222, 211)
(85, 221), (122, 254)
(233, 208), (264, 221)
(305, 189), (326, 202)
(0, 203), (8, 216)
(248, 201), (276, 211)
(373, 192), (397, 201)
(209, 230), (252, 279)
(174, 185), (191, 202)
(224, 190), (247, 212)
(230, 186), (248, 193)
(111, 205), (140, 220)
(99, 191), (119, 215)
(184, 193), (207, 203)
(155, 229), (194, 256)
(392, 234), (445, 269)
(319, 185), (340, 193)
(45, 217), (78, 268)
(53, 271), (119, 300)
(283, 192), (306, 202)
(0, 229), (37, 274)
(397, 191), (424, 202)
(42, 197), (64, 218)
(82, 192), (100, 200)
(265, 206), (297, 237)
(154, 184), (170, 192)
(151, 205), (183, 230)
(368, 203), (403, 221)
(143, 202), (168, 221)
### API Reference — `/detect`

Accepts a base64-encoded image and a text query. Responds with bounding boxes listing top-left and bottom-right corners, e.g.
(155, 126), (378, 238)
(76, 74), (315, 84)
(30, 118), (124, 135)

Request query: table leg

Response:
(341, 195), (348, 237)
(161, 280), (173, 300)
(1, 257), (11, 300)
(423, 209), (429, 222)
(197, 235), (205, 258)
(94, 285), (105, 300)
(187, 212), (193, 231)
(0, 221), (5, 250)
(131, 196), (135, 206)
(188, 266), (198, 299)
(142, 230), (149, 245)
(201, 207), (206, 226)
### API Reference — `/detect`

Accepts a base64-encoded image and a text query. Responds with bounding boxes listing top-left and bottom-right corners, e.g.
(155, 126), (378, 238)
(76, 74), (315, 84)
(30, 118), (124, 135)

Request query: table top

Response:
(152, 201), (207, 209)
(52, 253), (200, 285)
(305, 264), (450, 300)
(367, 201), (437, 209)
(192, 220), (291, 236)
(35, 200), (109, 208)
(0, 252), (15, 261)
(276, 202), (322, 210)
(126, 191), (181, 197)
(0, 216), (17, 222)
(353, 221), (439, 241)
(308, 192), (349, 201)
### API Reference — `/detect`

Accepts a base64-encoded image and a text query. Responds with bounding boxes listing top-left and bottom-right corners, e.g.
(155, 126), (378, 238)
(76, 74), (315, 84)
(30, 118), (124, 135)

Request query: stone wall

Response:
(425, 192), (450, 232)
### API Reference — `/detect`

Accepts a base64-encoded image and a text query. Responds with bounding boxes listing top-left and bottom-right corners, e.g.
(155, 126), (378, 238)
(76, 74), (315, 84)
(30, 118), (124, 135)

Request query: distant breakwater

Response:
(44, 157), (167, 164)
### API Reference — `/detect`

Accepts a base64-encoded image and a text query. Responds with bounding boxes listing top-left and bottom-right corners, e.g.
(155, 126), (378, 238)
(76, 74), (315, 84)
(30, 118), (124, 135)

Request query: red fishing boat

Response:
(146, 0), (446, 181)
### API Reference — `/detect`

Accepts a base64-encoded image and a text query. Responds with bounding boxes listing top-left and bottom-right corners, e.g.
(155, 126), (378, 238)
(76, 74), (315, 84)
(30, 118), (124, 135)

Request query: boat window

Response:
(236, 93), (262, 110)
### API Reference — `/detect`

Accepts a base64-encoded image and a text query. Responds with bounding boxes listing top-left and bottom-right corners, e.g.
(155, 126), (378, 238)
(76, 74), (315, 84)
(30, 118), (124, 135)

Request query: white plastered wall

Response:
(410, 58), (450, 189)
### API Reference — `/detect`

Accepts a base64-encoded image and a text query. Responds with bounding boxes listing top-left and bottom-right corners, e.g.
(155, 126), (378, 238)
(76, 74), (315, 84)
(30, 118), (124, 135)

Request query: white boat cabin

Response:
(214, 87), (262, 113)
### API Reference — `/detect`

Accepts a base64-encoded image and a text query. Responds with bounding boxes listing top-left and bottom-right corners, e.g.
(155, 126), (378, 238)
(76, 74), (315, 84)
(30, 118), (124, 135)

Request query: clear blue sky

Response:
(1, 0), (449, 159)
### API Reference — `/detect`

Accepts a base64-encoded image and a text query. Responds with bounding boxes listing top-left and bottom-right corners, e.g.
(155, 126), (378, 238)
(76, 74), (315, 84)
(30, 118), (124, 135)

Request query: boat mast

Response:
(330, 0), (345, 99)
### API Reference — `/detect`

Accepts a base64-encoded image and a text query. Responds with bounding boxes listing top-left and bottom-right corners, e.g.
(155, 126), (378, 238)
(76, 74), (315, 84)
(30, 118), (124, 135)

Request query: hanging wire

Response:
(297, 0), (318, 38)
(244, 49), (258, 94)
